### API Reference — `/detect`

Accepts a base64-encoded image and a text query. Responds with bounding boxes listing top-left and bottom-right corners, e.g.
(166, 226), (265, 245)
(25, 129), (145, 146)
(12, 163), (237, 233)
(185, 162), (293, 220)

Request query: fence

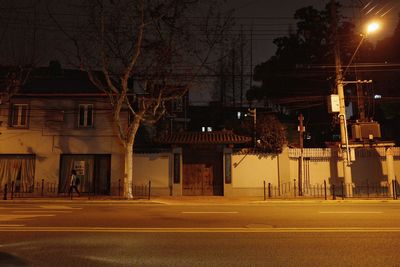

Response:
(110, 180), (152, 199)
(1, 179), (152, 200)
(262, 180), (400, 200)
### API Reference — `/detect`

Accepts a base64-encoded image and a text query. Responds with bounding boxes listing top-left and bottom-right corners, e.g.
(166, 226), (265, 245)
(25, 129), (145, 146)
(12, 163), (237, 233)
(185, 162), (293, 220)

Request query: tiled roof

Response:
(155, 131), (251, 145)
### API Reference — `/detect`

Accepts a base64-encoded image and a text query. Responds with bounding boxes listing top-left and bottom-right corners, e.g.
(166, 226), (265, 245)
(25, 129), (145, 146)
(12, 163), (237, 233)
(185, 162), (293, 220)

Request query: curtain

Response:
(0, 158), (21, 188)
(20, 157), (35, 192)
(0, 156), (34, 192)
(60, 157), (75, 193)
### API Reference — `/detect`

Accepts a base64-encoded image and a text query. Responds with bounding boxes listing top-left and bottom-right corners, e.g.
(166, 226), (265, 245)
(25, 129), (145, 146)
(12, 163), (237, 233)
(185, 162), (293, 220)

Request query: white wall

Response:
(232, 154), (278, 188)
(133, 153), (170, 188)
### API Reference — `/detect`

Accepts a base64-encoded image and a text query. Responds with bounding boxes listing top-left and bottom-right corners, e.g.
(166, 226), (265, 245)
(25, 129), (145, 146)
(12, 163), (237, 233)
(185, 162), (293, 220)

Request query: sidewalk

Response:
(1, 195), (399, 205)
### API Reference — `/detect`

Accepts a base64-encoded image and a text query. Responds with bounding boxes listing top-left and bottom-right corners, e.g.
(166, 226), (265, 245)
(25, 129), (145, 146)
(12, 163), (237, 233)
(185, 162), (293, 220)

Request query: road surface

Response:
(0, 200), (399, 266)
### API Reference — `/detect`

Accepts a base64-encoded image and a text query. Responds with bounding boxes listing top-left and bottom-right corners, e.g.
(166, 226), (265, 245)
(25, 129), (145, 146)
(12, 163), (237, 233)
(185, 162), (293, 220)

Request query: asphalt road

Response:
(1, 200), (400, 266)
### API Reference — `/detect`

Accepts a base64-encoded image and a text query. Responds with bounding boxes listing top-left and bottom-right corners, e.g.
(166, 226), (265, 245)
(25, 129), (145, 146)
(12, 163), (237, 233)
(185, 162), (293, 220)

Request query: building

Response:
(0, 65), (123, 196)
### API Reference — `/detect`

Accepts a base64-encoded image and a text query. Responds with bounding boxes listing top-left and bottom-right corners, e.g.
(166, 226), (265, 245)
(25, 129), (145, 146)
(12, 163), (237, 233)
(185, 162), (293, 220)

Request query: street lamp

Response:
(335, 21), (381, 197)
(343, 21), (381, 76)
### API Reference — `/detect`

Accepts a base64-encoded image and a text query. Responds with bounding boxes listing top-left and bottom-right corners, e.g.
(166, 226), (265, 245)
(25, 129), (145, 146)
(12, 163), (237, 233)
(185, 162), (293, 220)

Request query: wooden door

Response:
(182, 148), (223, 196)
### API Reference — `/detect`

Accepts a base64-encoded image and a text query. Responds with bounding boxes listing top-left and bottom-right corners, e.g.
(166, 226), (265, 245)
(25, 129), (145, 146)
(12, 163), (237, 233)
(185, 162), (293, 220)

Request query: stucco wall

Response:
(133, 153), (170, 188)
(232, 154), (279, 188)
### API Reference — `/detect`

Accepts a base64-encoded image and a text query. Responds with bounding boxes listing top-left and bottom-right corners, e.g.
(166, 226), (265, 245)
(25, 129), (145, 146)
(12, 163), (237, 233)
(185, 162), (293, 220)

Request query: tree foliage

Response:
(247, 1), (373, 106)
(255, 115), (286, 153)
(235, 113), (286, 153)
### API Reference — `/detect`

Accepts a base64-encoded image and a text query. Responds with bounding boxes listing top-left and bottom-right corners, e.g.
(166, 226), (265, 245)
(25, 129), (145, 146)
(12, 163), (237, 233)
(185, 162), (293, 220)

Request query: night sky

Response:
(0, 1), (399, 68)
(228, 0), (400, 65)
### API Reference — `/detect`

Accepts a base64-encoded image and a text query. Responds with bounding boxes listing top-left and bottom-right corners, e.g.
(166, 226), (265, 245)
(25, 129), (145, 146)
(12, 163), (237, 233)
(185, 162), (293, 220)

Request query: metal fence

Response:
(262, 180), (400, 200)
(1, 179), (152, 200)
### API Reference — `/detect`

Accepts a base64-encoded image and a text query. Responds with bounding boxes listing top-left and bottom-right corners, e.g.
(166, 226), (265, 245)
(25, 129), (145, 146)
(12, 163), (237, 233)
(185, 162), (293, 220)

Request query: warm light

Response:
(366, 22), (380, 34)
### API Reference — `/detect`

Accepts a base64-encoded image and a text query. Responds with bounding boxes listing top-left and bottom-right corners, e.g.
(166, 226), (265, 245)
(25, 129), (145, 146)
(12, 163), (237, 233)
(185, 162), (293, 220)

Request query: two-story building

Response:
(0, 65), (124, 196)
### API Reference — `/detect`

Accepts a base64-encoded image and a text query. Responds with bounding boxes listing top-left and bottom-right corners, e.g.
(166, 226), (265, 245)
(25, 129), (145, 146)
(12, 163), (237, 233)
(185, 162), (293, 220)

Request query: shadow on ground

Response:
(0, 251), (27, 266)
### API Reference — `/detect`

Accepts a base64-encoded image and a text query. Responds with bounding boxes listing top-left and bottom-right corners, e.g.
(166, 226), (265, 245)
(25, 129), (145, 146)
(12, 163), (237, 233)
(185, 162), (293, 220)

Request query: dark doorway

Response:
(59, 154), (111, 195)
(182, 147), (223, 196)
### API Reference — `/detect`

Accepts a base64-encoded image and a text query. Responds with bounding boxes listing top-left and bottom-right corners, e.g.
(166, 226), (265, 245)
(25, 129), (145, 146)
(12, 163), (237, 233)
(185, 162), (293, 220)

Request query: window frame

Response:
(77, 104), (94, 128)
(9, 103), (29, 128)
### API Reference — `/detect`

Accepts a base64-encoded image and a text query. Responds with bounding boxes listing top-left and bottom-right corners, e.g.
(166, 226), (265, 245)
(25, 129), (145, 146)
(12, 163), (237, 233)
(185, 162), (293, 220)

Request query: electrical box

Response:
(327, 94), (340, 113)
(351, 122), (381, 141)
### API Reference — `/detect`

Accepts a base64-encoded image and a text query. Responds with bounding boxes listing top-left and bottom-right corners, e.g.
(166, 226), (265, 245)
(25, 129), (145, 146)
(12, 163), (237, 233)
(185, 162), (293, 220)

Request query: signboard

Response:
(327, 94), (340, 113)
(73, 161), (85, 176)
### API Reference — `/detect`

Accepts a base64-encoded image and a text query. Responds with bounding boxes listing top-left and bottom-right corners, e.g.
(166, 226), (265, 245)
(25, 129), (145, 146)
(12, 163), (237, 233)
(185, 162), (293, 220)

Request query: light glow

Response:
(366, 22), (380, 34)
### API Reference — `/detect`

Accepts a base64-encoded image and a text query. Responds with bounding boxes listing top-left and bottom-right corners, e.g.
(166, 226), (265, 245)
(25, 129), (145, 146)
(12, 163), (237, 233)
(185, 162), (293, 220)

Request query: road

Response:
(1, 200), (400, 266)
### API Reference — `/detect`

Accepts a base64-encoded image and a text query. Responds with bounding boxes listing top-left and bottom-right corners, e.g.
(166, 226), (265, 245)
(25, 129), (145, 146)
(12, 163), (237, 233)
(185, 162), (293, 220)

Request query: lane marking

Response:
(1, 227), (400, 233)
(12, 213), (72, 214)
(181, 212), (239, 214)
(0, 215), (55, 221)
(0, 224), (25, 227)
(39, 205), (82, 210)
(0, 207), (82, 210)
(319, 212), (383, 214)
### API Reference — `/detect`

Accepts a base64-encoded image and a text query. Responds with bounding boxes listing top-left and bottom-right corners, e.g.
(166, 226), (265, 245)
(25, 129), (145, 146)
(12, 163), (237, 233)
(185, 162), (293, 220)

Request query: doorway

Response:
(182, 148), (223, 196)
(59, 154), (111, 195)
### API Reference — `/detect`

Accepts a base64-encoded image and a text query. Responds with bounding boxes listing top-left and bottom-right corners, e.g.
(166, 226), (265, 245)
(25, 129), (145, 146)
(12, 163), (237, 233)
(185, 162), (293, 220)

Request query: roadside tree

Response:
(48, 0), (232, 198)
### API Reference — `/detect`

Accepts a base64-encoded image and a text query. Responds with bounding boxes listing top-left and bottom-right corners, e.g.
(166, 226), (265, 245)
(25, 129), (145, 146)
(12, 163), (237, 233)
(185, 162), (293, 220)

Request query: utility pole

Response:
(298, 114), (304, 196)
(248, 108), (257, 147)
(331, 0), (353, 197)
(232, 48), (236, 107)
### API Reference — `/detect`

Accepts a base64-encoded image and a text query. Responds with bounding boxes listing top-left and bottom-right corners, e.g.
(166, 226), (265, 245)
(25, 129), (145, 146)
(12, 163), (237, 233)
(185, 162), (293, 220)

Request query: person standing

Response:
(69, 169), (80, 197)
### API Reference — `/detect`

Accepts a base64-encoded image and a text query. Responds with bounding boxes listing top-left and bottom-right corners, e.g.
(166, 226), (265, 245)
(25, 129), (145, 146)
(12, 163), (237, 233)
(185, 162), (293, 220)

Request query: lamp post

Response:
(334, 21), (380, 197)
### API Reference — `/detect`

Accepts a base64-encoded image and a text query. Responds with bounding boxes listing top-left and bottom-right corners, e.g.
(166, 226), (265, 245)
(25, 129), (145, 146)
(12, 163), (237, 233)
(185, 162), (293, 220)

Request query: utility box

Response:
(327, 94), (340, 113)
(351, 122), (381, 141)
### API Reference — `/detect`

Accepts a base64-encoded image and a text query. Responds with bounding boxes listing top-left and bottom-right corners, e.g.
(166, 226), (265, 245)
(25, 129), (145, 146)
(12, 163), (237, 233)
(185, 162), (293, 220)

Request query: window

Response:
(10, 104), (29, 128)
(78, 104), (94, 128)
(201, 126), (213, 132)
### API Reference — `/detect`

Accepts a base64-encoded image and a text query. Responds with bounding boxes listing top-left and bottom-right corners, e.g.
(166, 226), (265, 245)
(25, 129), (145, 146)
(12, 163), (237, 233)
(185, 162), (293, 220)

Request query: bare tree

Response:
(48, 0), (232, 198)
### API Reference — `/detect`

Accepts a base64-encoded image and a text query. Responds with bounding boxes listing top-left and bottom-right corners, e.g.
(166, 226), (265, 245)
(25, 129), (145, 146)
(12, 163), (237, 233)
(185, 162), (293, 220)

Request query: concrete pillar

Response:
(386, 147), (395, 197)
(341, 148), (353, 197)
(278, 146), (290, 196)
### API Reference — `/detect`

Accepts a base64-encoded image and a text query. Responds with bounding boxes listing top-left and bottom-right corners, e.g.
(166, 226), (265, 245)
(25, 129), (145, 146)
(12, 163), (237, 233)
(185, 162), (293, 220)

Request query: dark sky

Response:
(0, 0), (399, 68)
(227, 0), (400, 65)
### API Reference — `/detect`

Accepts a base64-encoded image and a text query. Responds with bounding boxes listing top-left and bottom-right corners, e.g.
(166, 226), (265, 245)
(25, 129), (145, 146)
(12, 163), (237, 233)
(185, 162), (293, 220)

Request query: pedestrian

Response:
(69, 169), (80, 197)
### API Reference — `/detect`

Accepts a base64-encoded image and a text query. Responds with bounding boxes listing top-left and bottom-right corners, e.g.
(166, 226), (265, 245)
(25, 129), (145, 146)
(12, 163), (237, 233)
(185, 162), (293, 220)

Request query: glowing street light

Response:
(366, 21), (380, 34)
(343, 21), (382, 76)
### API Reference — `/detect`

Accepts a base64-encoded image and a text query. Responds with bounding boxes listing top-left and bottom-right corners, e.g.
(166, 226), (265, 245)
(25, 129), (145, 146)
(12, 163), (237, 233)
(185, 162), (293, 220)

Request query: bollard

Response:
(367, 180), (370, 198)
(393, 180), (397, 200)
(268, 183), (272, 198)
(294, 179), (297, 197)
(324, 180), (327, 200)
(148, 181), (151, 200)
(118, 179), (121, 197)
(11, 181), (14, 200)
(332, 184), (336, 200)
(341, 183), (345, 200)
(3, 184), (7, 200)
(263, 181), (266, 201)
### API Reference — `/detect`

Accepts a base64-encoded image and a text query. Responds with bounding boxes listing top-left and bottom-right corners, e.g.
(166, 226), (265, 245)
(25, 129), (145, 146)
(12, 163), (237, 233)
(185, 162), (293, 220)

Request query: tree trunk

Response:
(124, 143), (134, 199)
(122, 119), (139, 199)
